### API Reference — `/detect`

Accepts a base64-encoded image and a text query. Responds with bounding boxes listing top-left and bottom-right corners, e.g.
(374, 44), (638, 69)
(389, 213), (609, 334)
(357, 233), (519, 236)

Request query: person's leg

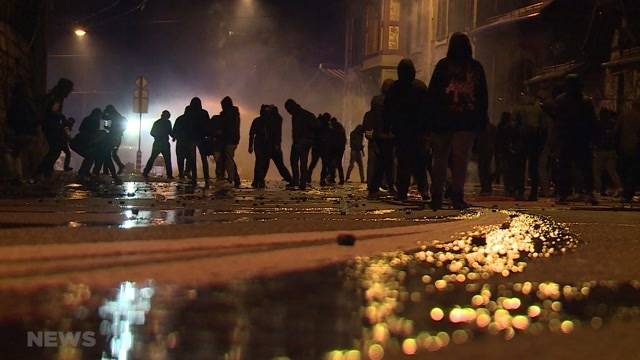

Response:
(367, 145), (377, 189)
(196, 144), (210, 181)
(592, 150), (605, 194)
(449, 132), (475, 205)
(577, 147), (595, 196)
(189, 143), (198, 184)
(395, 142), (413, 199)
(78, 157), (94, 178)
(556, 147), (572, 201)
(381, 140), (396, 192)
(478, 147), (492, 194)
(346, 150), (356, 181)
(224, 145), (239, 185)
(308, 146), (320, 181)
(111, 136), (125, 171)
(604, 150), (623, 192)
(62, 143), (72, 171)
(161, 144), (173, 178)
(143, 144), (161, 176)
(290, 144), (300, 187)
(298, 144), (310, 190)
(527, 149), (541, 200)
(176, 142), (186, 178)
(356, 152), (365, 182)
(271, 147), (293, 183)
(430, 133), (454, 204)
(337, 150), (345, 184)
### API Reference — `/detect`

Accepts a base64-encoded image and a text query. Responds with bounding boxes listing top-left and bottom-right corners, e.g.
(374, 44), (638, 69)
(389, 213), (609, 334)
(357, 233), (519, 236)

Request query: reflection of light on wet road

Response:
(99, 282), (154, 360)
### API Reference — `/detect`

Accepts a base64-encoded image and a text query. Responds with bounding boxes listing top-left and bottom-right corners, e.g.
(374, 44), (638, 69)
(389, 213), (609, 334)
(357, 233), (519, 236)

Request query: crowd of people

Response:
(5, 33), (640, 208)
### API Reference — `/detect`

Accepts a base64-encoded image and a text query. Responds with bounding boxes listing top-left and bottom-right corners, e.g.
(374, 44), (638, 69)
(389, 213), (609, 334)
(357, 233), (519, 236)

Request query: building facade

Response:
(0, 0), (47, 178)
(344, 0), (640, 126)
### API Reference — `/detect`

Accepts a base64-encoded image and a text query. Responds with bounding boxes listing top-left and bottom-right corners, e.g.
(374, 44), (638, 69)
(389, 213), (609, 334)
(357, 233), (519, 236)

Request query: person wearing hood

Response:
(428, 33), (489, 210)
(383, 58), (429, 201)
(187, 97), (211, 186)
(346, 124), (366, 183)
(33, 78), (74, 181)
(220, 96), (241, 187)
(308, 113), (331, 186)
(103, 105), (127, 175)
(143, 110), (174, 179)
(364, 79), (395, 196)
(285, 99), (316, 190)
(549, 74), (597, 205)
(327, 117), (347, 185)
(249, 105), (271, 188)
(172, 106), (192, 179)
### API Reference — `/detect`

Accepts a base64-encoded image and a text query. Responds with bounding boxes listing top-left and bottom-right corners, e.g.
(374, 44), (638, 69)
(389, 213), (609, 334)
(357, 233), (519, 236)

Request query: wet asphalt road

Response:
(0, 175), (639, 360)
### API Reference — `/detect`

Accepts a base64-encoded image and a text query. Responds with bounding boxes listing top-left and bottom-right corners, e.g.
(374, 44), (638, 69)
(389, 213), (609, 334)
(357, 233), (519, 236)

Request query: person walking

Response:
(384, 59), (429, 201)
(551, 74), (598, 205)
(33, 78), (74, 181)
(364, 79), (396, 196)
(285, 99), (315, 190)
(220, 96), (241, 187)
(264, 105), (293, 186)
(428, 33), (489, 210)
(187, 97), (211, 186)
(593, 105), (622, 196)
(172, 106), (192, 179)
(249, 105), (271, 188)
(143, 110), (174, 179)
(346, 124), (366, 183)
(103, 105), (127, 175)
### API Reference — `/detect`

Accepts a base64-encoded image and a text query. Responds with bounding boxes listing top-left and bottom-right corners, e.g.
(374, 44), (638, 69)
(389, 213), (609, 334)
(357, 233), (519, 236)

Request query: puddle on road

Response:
(4, 212), (640, 359)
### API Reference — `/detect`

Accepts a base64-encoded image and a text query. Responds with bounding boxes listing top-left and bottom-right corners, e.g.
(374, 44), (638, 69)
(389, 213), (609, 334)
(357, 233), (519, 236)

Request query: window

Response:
(388, 25), (400, 50)
(365, 0), (382, 55)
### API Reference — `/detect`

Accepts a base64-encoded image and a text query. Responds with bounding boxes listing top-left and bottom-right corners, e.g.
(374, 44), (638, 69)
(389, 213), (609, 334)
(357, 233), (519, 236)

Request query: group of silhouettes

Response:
(7, 32), (640, 208)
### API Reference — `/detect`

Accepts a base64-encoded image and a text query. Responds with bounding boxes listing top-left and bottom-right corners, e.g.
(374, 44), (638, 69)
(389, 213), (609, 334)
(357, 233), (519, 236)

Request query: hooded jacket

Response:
(187, 97), (211, 143)
(383, 59), (428, 139)
(428, 33), (488, 133)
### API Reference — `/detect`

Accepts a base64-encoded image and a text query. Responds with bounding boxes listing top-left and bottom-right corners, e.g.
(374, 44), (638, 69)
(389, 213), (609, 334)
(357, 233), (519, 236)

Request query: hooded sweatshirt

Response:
(428, 33), (488, 133)
(383, 59), (428, 139)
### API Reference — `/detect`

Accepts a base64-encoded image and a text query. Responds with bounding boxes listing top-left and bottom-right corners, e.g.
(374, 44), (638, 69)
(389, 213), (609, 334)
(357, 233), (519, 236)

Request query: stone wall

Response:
(0, 0), (47, 178)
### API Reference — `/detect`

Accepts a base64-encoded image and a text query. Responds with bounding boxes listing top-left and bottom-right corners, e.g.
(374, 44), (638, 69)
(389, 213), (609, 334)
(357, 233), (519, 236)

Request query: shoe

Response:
(167, 176), (174, 180)
(452, 200), (471, 210)
(367, 191), (380, 199)
(64, 167), (73, 172)
(394, 193), (408, 202)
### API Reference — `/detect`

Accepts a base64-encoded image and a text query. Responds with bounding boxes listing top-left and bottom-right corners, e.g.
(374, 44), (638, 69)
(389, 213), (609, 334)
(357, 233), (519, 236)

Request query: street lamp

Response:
(74, 28), (87, 38)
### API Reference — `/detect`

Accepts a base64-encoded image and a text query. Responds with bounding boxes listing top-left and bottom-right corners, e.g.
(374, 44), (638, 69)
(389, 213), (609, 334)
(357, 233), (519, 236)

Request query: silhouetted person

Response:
(428, 33), (489, 210)
(308, 113), (331, 185)
(618, 98), (640, 203)
(365, 79), (395, 196)
(266, 106), (294, 184)
(249, 105), (271, 188)
(72, 108), (122, 184)
(346, 124), (365, 183)
(551, 74), (597, 204)
(384, 59), (429, 201)
(188, 97), (211, 185)
(512, 91), (548, 201)
(61, 117), (75, 172)
(6, 81), (38, 181)
(220, 96), (241, 187)
(285, 99), (315, 190)
(143, 110), (174, 179)
(103, 105), (127, 175)
(327, 117), (347, 185)
(172, 106), (192, 179)
(475, 121), (496, 196)
(210, 114), (226, 180)
(33, 78), (74, 181)
(593, 105), (622, 196)
(502, 111), (526, 199)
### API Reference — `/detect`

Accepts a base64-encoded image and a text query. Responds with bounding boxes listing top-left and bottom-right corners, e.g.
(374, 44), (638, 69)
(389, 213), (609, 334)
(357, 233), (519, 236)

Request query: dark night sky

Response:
(48, 0), (346, 116)
(47, 0), (346, 175)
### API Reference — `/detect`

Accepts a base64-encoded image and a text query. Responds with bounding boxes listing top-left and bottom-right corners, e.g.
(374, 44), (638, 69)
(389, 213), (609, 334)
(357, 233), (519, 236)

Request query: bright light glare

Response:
(74, 28), (87, 37)
(126, 119), (139, 133)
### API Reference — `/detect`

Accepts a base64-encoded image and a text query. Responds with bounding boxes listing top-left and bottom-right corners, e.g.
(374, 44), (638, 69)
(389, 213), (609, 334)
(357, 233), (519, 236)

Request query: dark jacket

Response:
(187, 98), (211, 143)
(428, 58), (489, 133)
(350, 129), (364, 151)
(268, 111), (284, 146)
(384, 60), (428, 139)
(551, 93), (597, 148)
(249, 116), (270, 149)
(291, 108), (316, 145)
(150, 118), (173, 143)
(172, 112), (191, 143)
(220, 106), (241, 146)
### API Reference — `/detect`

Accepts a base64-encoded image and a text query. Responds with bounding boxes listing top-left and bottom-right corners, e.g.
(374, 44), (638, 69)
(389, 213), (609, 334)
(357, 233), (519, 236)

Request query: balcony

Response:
(473, 0), (555, 34)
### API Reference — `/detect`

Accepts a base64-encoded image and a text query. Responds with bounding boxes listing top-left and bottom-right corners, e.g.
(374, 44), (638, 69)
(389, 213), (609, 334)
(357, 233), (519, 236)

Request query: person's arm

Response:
(248, 118), (257, 153)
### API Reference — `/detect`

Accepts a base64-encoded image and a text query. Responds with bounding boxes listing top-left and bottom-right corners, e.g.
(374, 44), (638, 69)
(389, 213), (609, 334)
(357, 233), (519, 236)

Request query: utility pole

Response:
(133, 76), (149, 173)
